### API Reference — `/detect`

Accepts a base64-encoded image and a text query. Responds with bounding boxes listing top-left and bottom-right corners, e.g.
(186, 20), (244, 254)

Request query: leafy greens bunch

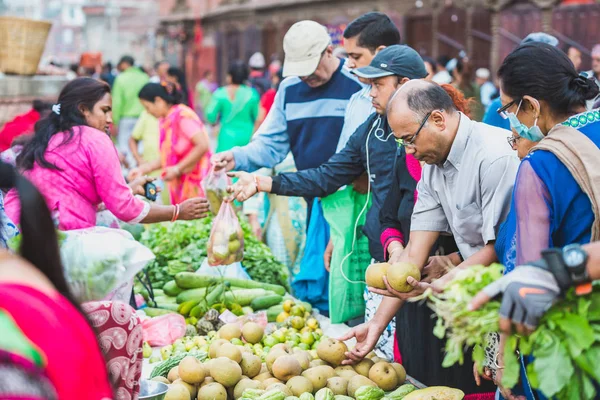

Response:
(413, 264), (600, 399)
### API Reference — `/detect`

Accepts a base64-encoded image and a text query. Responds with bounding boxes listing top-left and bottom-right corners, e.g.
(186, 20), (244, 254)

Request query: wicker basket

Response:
(0, 16), (52, 76)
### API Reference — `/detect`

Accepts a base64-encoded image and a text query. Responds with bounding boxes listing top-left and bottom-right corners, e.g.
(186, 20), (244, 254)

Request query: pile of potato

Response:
(152, 320), (424, 400)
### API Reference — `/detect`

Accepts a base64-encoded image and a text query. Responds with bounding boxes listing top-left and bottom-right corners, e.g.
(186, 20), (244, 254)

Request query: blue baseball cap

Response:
(353, 45), (428, 80)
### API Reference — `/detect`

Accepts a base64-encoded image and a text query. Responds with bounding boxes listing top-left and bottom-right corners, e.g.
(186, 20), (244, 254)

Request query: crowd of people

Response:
(0, 9), (599, 400)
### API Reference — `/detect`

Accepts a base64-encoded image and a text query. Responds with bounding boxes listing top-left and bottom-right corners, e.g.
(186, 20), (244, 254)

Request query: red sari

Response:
(0, 284), (113, 400)
(160, 104), (212, 204)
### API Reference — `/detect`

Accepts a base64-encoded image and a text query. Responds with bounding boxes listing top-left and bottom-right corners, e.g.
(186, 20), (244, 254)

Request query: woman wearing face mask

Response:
(3, 78), (210, 230)
(485, 42), (599, 400)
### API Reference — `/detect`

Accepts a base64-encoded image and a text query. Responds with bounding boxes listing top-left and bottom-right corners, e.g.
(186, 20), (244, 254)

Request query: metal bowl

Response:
(139, 380), (169, 400)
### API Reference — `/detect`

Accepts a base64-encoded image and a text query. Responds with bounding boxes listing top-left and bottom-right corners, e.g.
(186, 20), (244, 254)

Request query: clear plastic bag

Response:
(60, 227), (155, 302)
(207, 201), (244, 266)
(196, 258), (251, 279)
(202, 167), (230, 214)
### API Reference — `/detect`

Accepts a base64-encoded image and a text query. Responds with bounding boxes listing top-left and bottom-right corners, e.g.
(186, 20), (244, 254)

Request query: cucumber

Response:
(175, 272), (286, 296)
(177, 300), (200, 316)
(250, 294), (283, 310)
(163, 280), (183, 297)
(176, 288), (208, 304)
(189, 303), (208, 318)
(223, 289), (270, 306)
(267, 305), (284, 322)
(144, 307), (177, 317)
(153, 295), (177, 305)
(206, 283), (225, 306)
(155, 303), (179, 312)
(152, 289), (165, 297)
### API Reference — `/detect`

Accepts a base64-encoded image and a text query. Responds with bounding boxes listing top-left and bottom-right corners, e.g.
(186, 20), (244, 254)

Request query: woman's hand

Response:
(162, 166), (181, 182)
(178, 198), (210, 220)
(127, 167), (144, 182)
(324, 239), (334, 272)
(422, 255), (456, 283)
(473, 362), (494, 386)
(337, 321), (385, 364)
(227, 171), (260, 202)
(387, 242), (404, 264)
(128, 175), (156, 196)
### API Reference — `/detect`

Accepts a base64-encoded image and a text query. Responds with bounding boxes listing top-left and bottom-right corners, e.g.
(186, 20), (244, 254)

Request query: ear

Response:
(325, 45), (334, 56)
(78, 104), (88, 116)
(522, 95), (541, 118)
(399, 77), (410, 85)
(430, 110), (446, 129)
(375, 45), (387, 55)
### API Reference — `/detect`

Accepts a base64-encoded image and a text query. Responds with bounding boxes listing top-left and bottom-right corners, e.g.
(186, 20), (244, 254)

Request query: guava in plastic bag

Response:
(202, 167), (230, 214)
(207, 201), (244, 266)
(60, 227), (155, 302)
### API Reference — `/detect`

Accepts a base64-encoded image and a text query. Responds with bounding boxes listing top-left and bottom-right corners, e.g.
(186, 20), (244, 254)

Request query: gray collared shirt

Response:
(411, 113), (520, 258)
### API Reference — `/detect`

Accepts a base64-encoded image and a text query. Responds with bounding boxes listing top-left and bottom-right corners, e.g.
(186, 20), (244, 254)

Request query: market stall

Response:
(127, 211), (463, 400)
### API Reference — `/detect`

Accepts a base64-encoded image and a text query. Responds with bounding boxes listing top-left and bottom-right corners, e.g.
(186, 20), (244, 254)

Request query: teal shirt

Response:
(111, 67), (149, 125)
(205, 85), (259, 153)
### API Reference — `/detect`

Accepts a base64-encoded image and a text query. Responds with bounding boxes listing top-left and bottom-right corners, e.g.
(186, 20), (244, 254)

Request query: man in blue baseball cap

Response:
(227, 44), (427, 358)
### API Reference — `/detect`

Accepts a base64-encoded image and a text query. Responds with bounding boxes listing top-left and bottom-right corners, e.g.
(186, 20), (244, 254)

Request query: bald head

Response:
(388, 79), (457, 121)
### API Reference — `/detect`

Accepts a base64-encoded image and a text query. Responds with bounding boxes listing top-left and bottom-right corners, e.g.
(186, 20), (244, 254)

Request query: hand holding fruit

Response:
(337, 321), (383, 364)
(178, 198), (210, 220)
(366, 261), (427, 299)
(422, 255), (455, 283)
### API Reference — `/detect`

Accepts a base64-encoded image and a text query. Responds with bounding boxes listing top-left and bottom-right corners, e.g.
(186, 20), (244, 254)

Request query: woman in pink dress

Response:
(3, 78), (209, 230)
(128, 82), (211, 205)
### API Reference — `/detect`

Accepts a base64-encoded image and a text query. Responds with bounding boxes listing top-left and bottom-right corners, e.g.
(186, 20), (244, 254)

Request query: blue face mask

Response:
(506, 100), (544, 142)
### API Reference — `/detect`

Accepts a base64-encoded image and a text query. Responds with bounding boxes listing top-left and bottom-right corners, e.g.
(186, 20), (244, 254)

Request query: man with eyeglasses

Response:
(340, 79), (520, 365)
(226, 45), (428, 355)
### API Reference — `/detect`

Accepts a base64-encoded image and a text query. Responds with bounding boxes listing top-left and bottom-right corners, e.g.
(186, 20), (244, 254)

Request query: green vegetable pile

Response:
(414, 264), (600, 399)
(137, 214), (290, 291)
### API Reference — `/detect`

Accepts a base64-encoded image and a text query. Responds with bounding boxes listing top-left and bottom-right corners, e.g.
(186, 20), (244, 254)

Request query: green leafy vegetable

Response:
(413, 264), (600, 399)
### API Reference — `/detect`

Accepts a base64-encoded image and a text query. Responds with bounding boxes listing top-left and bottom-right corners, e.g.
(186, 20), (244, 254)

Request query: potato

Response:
(165, 383), (190, 400)
(240, 352), (262, 378)
(352, 358), (374, 377)
(369, 361), (399, 391)
(168, 366), (180, 383)
(347, 375), (377, 398)
(326, 377), (348, 395)
(286, 376), (314, 396)
(178, 356), (205, 384)
(301, 366), (335, 391)
(172, 379), (197, 399)
(209, 339), (229, 359)
(197, 382), (227, 400)
(233, 378), (262, 399)
(272, 355), (302, 382)
(217, 342), (243, 363)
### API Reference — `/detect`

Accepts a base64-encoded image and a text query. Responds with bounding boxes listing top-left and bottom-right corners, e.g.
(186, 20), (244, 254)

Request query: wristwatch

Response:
(538, 244), (589, 291)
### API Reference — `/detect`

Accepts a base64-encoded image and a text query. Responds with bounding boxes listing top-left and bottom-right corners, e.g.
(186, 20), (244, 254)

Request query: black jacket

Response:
(270, 113), (397, 261)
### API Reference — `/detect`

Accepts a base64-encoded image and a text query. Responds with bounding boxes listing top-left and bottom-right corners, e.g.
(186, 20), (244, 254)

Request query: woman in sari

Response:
(485, 42), (599, 400)
(3, 78), (209, 230)
(129, 82), (212, 204)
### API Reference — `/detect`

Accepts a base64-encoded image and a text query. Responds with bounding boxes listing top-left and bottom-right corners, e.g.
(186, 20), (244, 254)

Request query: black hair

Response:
(105, 61), (112, 70)
(422, 56), (437, 74)
(437, 55), (451, 68)
(405, 82), (457, 120)
(498, 42), (599, 116)
(166, 67), (190, 106)
(154, 60), (168, 70)
(32, 99), (51, 113)
(138, 82), (183, 105)
(343, 12), (400, 53)
(0, 162), (81, 309)
(561, 43), (580, 55)
(228, 61), (249, 85)
(17, 78), (110, 171)
(118, 55), (135, 66)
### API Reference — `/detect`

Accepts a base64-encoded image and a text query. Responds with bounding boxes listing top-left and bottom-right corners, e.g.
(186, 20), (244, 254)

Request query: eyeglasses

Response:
(396, 111), (432, 148)
(507, 136), (521, 148)
(497, 100), (519, 120)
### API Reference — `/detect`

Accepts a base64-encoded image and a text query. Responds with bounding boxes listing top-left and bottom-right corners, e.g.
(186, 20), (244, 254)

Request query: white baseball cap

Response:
(249, 52), (266, 69)
(476, 68), (490, 80)
(282, 20), (331, 77)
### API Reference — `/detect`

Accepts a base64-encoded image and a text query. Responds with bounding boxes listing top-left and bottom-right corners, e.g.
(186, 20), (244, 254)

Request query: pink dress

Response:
(4, 126), (149, 230)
